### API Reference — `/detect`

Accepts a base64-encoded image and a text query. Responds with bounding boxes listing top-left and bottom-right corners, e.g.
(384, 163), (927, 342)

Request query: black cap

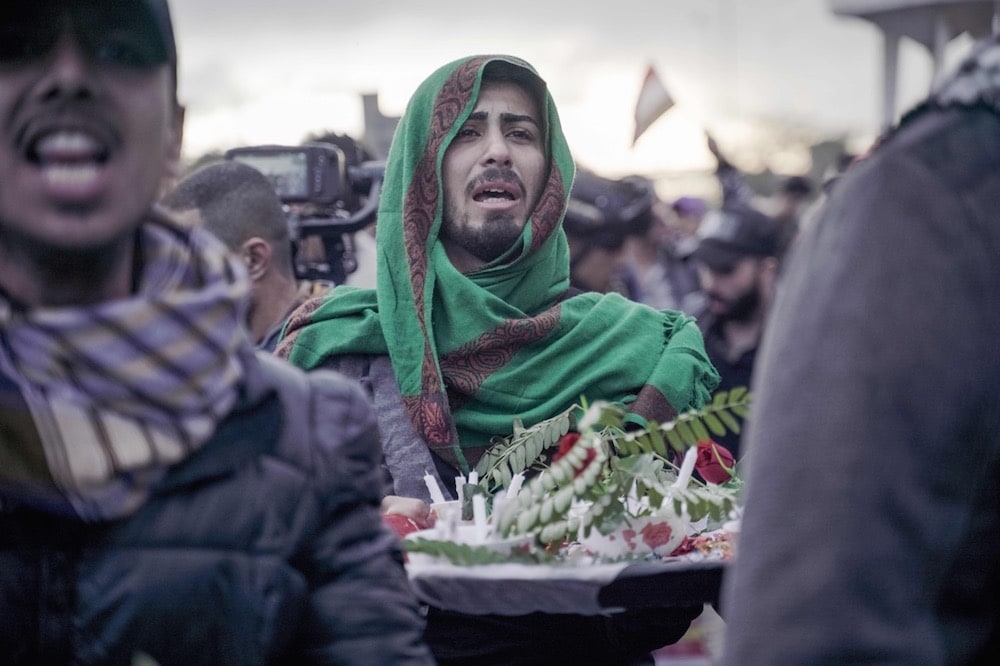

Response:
(142, 0), (177, 67)
(563, 170), (654, 249)
(0, 2), (177, 97)
(691, 204), (781, 272)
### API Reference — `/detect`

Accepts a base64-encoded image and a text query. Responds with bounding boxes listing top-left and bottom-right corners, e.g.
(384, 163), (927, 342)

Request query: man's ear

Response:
(241, 237), (272, 281)
(164, 103), (186, 183)
(760, 255), (780, 291)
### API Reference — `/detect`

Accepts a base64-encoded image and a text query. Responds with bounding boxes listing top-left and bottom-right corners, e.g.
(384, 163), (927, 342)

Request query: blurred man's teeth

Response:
(36, 131), (103, 159)
(42, 164), (101, 187)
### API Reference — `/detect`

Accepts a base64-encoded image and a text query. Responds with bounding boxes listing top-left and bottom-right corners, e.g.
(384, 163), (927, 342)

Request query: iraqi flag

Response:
(632, 65), (674, 146)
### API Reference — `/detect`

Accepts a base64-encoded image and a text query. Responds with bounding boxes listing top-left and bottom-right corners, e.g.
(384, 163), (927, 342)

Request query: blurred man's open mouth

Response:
(26, 129), (110, 201)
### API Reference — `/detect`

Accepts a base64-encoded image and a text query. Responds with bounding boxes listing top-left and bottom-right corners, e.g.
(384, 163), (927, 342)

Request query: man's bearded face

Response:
(440, 79), (546, 272)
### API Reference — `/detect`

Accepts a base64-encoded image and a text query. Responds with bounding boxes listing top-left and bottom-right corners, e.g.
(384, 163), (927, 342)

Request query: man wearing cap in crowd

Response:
(690, 203), (782, 459)
(0, 1), (433, 663)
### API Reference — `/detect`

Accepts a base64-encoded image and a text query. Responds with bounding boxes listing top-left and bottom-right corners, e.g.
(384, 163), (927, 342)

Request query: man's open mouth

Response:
(473, 187), (517, 203)
(26, 130), (110, 193)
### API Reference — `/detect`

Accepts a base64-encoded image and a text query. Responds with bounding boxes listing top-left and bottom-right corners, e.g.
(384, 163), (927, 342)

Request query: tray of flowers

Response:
(402, 392), (748, 616)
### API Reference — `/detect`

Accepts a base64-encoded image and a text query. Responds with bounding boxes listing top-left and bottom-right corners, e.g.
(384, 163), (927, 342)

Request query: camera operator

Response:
(297, 132), (379, 289)
(161, 160), (329, 352)
(224, 141), (384, 292)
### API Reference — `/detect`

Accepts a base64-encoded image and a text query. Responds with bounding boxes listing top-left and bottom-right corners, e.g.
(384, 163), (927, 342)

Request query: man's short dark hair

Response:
(162, 161), (293, 272)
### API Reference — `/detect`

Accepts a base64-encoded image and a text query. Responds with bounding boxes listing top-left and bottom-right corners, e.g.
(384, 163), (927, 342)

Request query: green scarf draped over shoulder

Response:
(279, 55), (719, 472)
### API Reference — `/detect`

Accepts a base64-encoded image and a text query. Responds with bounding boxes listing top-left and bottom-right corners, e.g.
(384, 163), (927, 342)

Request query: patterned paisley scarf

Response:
(0, 209), (251, 520)
(278, 55), (718, 473)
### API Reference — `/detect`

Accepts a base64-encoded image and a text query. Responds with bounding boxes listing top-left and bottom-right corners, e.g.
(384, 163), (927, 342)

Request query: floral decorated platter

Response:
(399, 393), (748, 615)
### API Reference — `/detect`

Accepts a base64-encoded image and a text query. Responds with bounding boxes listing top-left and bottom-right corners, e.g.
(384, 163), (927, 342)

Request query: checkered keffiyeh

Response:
(0, 211), (251, 520)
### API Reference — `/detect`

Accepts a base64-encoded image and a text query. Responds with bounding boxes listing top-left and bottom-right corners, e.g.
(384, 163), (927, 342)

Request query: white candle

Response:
(423, 471), (447, 505)
(455, 475), (466, 503)
(506, 472), (524, 499)
(673, 447), (697, 490)
(472, 494), (488, 542)
(492, 493), (507, 519)
(468, 471), (479, 486)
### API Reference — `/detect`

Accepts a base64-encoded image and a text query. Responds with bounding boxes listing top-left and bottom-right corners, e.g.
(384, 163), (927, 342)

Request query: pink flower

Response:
(694, 440), (735, 484)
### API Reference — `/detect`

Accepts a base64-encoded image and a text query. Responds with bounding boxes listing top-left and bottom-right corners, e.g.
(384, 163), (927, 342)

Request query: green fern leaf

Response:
(646, 425), (668, 456)
(702, 412), (726, 437)
(511, 443), (526, 475)
(690, 417), (711, 442)
(717, 409), (742, 434)
(663, 425), (686, 455)
(676, 419), (698, 446)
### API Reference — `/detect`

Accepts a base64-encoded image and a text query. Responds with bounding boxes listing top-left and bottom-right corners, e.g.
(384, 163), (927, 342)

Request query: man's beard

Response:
(713, 282), (762, 324)
(441, 210), (524, 265)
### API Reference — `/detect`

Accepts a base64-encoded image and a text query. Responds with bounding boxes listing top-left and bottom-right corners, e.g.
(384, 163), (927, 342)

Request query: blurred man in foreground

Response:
(0, 1), (432, 663)
(722, 35), (1000, 664)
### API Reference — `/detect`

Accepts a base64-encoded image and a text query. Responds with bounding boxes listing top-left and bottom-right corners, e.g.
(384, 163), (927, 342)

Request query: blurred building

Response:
(829, 0), (997, 128)
(362, 93), (400, 160)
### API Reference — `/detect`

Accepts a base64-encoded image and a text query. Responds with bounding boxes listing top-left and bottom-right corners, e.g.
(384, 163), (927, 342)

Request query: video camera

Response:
(224, 142), (384, 285)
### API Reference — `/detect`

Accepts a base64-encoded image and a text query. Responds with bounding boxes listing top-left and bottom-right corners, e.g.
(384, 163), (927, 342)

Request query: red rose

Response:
(694, 440), (735, 484)
(551, 432), (580, 462)
(551, 432), (597, 477)
(669, 534), (698, 557)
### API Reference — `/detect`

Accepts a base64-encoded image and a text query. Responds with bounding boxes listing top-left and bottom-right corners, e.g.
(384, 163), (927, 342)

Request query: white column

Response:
(882, 31), (901, 131)
(931, 12), (952, 88)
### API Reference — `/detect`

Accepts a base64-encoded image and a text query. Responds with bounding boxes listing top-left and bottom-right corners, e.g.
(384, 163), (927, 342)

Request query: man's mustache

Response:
(467, 167), (524, 197)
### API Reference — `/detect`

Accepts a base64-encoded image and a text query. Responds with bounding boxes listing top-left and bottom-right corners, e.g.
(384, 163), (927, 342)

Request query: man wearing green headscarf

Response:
(278, 54), (718, 665)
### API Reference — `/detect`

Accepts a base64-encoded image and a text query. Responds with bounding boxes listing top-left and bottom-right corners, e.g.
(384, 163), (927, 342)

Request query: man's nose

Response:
(481, 127), (512, 166)
(37, 30), (96, 103)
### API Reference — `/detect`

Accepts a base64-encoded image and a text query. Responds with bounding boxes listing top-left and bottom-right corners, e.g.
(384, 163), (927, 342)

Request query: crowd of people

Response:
(1, 0), (997, 664)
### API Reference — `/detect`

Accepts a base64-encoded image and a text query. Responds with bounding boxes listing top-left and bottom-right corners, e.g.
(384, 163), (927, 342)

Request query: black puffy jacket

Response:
(0, 354), (434, 665)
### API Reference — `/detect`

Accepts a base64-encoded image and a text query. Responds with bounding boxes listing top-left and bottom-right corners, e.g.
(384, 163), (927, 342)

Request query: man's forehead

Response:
(471, 80), (542, 123)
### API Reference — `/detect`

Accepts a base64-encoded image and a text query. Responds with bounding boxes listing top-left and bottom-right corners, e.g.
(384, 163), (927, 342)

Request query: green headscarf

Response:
(279, 55), (718, 472)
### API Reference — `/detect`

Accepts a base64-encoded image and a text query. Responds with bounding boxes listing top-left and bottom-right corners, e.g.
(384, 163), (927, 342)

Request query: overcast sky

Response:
(168, 0), (980, 180)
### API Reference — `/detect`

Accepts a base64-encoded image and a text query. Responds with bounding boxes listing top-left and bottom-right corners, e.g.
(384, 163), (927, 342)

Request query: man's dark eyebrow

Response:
(466, 111), (540, 127)
(501, 112), (540, 127)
